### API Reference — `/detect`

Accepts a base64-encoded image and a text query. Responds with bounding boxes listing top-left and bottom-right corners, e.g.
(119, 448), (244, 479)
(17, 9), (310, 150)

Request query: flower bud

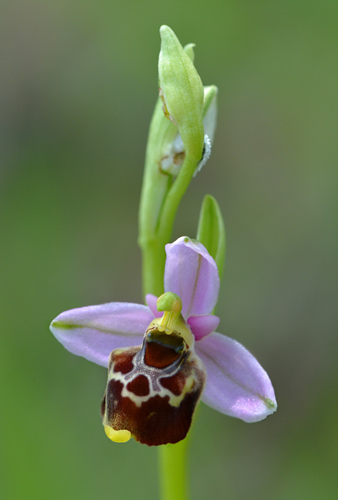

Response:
(159, 25), (204, 160)
(160, 85), (218, 176)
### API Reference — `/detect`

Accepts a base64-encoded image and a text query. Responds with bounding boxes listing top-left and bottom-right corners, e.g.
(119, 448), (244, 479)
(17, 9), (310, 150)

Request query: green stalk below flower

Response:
(159, 440), (190, 500)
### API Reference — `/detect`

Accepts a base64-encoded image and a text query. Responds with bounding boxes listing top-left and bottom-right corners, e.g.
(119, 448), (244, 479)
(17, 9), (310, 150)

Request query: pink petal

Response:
(187, 315), (220, 341)
(164, 236), (220, 318)
(50, 302), (151, 367)
(196, 332), (277, 422)
(145, 294), (162, 318)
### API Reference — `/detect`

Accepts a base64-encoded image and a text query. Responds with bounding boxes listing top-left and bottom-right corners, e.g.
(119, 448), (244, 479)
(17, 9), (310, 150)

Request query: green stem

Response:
(140, 237), (166, 297)
(138, 98), (174, 297)
(159, 440), (189, 500)
(156, 153), (198, 243)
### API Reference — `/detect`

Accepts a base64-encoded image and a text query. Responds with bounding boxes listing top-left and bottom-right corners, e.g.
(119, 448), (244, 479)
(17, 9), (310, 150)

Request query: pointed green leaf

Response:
(196, 194), (226, 280)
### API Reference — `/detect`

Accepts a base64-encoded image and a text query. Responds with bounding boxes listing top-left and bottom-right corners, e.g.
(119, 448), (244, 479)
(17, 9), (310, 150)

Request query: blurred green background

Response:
(1, 0), (337, 499)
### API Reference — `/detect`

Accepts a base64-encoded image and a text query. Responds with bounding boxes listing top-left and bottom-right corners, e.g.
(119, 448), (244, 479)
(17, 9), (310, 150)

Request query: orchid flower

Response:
(50, 236), (277, 447)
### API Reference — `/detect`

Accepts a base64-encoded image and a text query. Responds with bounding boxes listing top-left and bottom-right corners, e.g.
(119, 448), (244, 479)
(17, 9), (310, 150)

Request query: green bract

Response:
(159, 25), (204, 160)
(183, 43), (195, 62)
(196, 195), (226, 281)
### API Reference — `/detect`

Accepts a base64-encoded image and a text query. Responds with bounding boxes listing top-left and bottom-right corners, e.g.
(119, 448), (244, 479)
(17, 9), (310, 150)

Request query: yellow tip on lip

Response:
(104, 425), (131, 443)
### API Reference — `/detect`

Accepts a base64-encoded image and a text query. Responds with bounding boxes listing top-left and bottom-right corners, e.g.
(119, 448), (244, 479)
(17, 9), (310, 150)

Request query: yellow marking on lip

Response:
(104, 425), (131, 443)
